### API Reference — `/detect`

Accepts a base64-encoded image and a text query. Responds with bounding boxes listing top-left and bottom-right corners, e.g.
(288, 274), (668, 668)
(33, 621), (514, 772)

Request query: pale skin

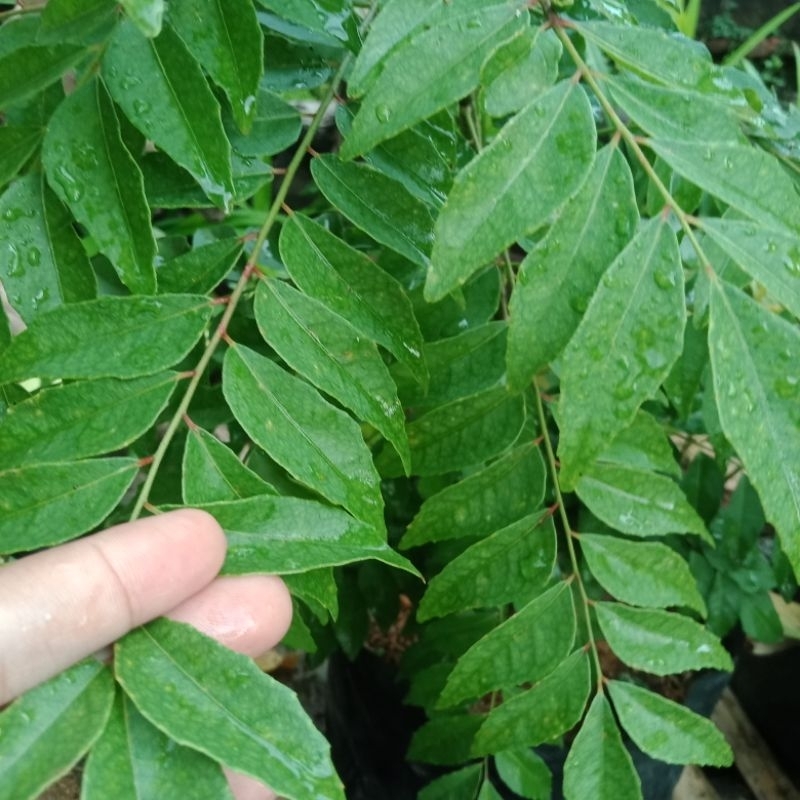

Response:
(0, 508), (293, 800)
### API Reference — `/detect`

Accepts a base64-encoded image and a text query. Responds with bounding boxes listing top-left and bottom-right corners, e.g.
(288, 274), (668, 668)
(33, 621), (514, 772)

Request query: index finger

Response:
(0, 509), (226, 704)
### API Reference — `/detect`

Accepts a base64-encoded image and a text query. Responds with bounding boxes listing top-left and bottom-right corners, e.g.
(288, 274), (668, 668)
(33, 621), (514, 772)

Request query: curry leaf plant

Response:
(1, 0), (799, 796)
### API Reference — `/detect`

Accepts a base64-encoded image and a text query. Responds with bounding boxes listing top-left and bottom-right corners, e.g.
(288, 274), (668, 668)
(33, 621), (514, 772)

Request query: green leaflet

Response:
(254, 279), (410, 471)
(0, 302), (10, 354)
(651, 139), (800, 237)
(38, 0), (117, 45)
(0, 173), (95, 324)
(225, 88), (301, 156)
(279, 214), (426, 385)
(157, 238), (243, 296)
(0, 661), (114, 800)
(576, 19), (716, 89)
(482, 26), (562, 117)
(401, 443), (545, 548)
(709, 281), (800, 574)
(608, 681), (732, 767)
(0, 42), (84, 110)
(507, 144), (638, 386)
(197, 495), (416, 576)
(42, 79), (156, 294)
(115, 619), (345, 800)
(418, 514), (556, 621)
(103, 19), (234, 208)
(257, 0), (357, 50)
(597, 412), (680, 479)
(186, 494), (418, 575)
(182, 426), (277, 505)
(699, 219), (800, 320)
(0, 373), (178, 468)
(576, 462), (709, 540)
(0, 125), (42, 189)
(283, 568), (339, 620)
(378, 386), (526, 478)
(82, 693), (231, 799)
(557, 218), (685, 490)
(0, 295), (213, 384)
(563, 694), (642, 800)
(472, 649), (591, 755)
(168, 0), (262, 133)
(595, 603), (732, 675)
(0, 458), (139, 553)
(478, 779), (504, 800)
(495, 749), (551, 800)
(222, 344), (384, 528)
(580, 534), (706, 615)
(419, 764), (483, 800)
(341, 0), (526, 158)
(408, 714), (484, 765)
(604, 74), (744, 143)
(120, 0), (164, 37)
(311, 155), (435, 267)
(426, 80), (596, 302)
(438, 581), (575, 709)
(395, 323), (506, 408)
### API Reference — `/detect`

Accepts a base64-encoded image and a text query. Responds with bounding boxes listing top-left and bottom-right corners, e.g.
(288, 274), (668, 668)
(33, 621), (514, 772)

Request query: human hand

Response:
(0, 509), (293, 800)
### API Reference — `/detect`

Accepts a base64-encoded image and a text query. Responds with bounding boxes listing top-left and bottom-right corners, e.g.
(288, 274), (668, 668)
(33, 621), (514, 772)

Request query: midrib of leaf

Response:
(316, 160), (428, 262)
(121, 699), (146, 799)
(136, 627), (310, 769)
(0, 460), (136, 521)
(194, 435), (247, 500)
(235, 348), (357, 489)
(214, 0), (245, 101)
(94, 83), (148, 270)
(714, 284), (800, 525)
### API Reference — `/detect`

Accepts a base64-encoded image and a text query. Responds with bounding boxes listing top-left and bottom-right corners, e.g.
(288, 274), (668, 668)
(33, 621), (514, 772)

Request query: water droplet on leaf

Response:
(375, 104), (391, 123)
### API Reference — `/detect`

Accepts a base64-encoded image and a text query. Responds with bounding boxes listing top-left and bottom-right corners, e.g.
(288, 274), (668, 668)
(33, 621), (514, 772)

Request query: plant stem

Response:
(533, 386), (604, 692)
(129, 53), (355, 520)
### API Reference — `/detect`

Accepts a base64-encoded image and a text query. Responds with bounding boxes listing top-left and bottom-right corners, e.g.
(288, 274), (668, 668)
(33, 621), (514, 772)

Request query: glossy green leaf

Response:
(482, 26), (562, 117)
(341, 0), (526, 158)
(279, 214), (426, 384)
(311, 155), (434, 267)
(168, 0), (262, 133)
(82, 693), (232, 800)
(0, 125), (42, 189)
(282, 568), (338, 620)
(557, 218), (685, 490)
(580, 534), (706, 614)
(0, 457), (138, 553)
(257, 0), (357, 49)
(0, 661), (113, 800)
(195, 495), (416, 576)
(495, 749), (551, 800)
(709, 281), (800, 573)
(182, 427), (276, 505)
(419, 764), (483, 800)
(0, 302), (10, 353)
(418, 514), (556, 621)
(38, 0), (117, 45)
(577, 463), (709, 539)
(595, 602), (732, 675)
(396, 323), (506, 408)
(605, 74), (743, 143)
(408, 713), (484, 765)
(0, 295), (212, 384)
(439, 582), (575, 709)
(608, 680), (732, 766)
(401, 443), (545, 548)
(116, 618), (345, 800)
(157, 239), (243, 295)
(254, 279), (410, 471)
(378, 386), (526, 478)
(120, 0), (163, 37)
(699, 219), (800, 320)
(0, 373), (177, 468)
(0, 174), (95, 323)
(651, 139), (800, 236)
(103, 19), (234, 208)
(225, 88), (301, 155)
(563, 694), (642, 800)
(0, 43), (84, 110)
(426, 80), (596, 302)
(597, 412), (680, 479)
(576, 20), (716, 89)
(478, 779), (504, 800)
(222, 344), (384, 528)
(472, 649), (591, 755)
(42, 80), (156, 294)
(507, 144), (638, 386)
